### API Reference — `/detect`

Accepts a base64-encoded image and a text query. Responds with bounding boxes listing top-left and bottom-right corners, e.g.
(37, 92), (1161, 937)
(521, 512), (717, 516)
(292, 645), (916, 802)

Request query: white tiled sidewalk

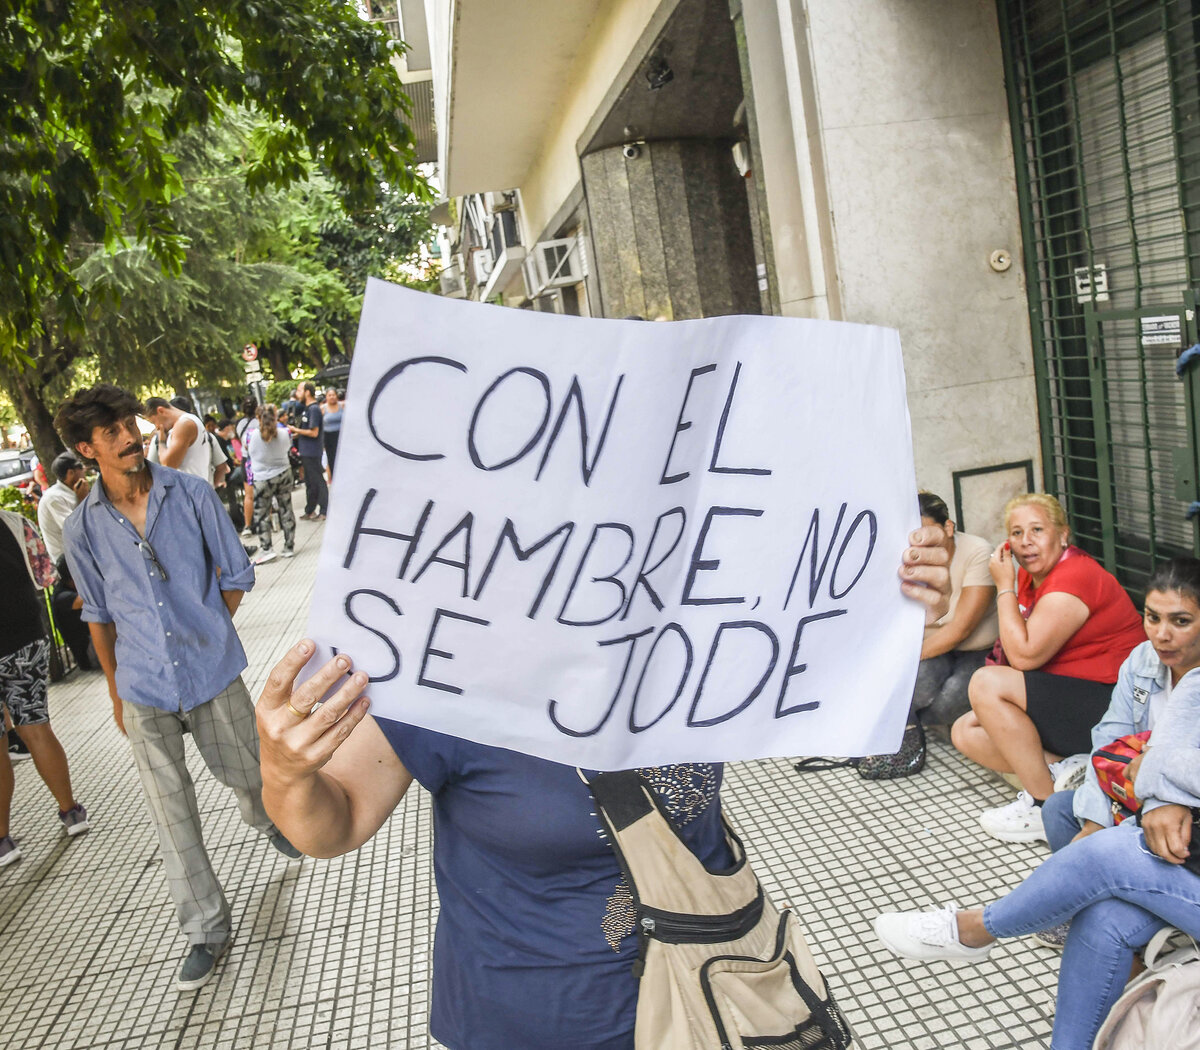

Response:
(2, 489), (1059, 1049)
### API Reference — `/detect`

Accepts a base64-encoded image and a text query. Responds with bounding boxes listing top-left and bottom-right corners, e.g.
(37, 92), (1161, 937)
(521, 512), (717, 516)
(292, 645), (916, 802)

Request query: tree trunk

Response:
(266, 346), (289, 383)
(2, 365), (66, 468)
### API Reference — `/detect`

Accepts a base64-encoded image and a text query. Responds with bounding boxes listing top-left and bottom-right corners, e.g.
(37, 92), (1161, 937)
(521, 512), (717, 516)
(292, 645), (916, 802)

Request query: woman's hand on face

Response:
(1141, 803), (1193, 865)
(989, 541), (1017, 590)
(256, 640), (372, 790)
(899, 524), (952, 625)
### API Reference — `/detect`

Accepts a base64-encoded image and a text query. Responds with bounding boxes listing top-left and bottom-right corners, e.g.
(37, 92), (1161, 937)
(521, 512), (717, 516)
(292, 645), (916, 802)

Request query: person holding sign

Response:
(255, 528), (950, 1050)
(951, 494), (1145, 844)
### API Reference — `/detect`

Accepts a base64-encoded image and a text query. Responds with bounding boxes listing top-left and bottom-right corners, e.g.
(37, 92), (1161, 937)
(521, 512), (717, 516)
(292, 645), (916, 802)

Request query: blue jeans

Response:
(982, 820), (1200, 1050)
(1042, 789), (1081, 853)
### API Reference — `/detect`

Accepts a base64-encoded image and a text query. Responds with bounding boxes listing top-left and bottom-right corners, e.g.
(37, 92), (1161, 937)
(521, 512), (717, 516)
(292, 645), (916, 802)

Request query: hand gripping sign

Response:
(304, 279), (923, 770)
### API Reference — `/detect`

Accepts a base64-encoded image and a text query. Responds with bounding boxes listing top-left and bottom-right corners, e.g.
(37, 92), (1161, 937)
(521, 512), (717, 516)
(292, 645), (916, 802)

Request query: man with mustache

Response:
(54, 384), (300, 993)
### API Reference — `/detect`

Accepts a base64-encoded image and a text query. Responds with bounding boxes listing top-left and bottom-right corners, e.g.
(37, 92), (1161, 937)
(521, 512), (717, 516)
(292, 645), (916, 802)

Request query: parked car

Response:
(0, 449), (36, 488)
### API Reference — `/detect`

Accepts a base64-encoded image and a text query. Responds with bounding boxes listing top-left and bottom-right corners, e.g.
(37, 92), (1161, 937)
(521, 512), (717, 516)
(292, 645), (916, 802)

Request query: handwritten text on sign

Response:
(305, 280), (922, 769)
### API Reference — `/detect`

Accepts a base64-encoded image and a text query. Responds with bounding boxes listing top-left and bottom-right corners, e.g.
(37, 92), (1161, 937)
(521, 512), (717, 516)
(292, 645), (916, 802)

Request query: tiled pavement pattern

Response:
(2, 488), (1060, 1049)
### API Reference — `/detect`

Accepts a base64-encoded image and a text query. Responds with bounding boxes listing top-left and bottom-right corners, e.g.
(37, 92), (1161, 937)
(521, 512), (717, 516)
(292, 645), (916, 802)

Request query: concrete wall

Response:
(740, 0), (1041, 538)
(439, 0), (1043, 538)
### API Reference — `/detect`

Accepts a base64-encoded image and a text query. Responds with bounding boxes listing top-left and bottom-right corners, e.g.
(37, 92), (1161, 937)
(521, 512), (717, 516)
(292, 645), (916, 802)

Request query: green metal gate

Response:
(1083, 300), (1198, 581)
(999, 0), (1200, 588)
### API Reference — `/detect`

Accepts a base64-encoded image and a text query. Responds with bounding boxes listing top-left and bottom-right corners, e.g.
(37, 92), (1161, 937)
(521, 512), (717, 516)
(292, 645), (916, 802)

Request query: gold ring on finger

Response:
(286, 700), (310, 719)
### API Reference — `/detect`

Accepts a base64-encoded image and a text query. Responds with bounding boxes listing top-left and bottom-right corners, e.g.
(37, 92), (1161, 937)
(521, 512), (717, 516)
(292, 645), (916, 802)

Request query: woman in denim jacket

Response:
(1042, 639), (1167, 851)
(874, 556), (1200, 1050)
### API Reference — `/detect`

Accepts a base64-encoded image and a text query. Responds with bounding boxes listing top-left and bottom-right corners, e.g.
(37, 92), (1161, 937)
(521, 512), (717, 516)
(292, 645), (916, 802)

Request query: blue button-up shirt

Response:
(63, 463), (255, 712)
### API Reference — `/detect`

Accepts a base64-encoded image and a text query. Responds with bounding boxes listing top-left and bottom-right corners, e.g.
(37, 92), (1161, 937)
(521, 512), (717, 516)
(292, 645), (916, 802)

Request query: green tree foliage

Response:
(2, 115), (429, 466)
(76, 121), (300, 392)
(1, 117), (293, 463)
(0, 0), (425, 361)
(257, 170), (431, 377)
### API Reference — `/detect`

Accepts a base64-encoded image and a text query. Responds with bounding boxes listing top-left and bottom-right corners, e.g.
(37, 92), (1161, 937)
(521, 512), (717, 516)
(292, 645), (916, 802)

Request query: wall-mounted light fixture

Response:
(645, 54), (673, 90)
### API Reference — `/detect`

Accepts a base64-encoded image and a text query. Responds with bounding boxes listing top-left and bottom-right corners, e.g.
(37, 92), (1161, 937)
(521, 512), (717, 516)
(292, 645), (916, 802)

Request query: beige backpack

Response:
(1093, 927), (1200, 1050)
(588, 770), (854, 1050)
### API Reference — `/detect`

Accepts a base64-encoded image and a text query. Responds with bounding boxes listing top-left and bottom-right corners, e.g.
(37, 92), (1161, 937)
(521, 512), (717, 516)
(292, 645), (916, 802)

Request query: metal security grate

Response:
(999, 0), (1200, 589)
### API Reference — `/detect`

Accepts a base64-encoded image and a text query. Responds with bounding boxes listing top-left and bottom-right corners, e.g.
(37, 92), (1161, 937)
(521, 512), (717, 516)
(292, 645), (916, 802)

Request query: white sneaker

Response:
(241, 528), (253, 538)
(979, 791), (1047, 843)
(1049, 754), (1090, 793)
(280, 549), (295, 559)
(254, 550), (278, 565)
(874, 903), (994, 964)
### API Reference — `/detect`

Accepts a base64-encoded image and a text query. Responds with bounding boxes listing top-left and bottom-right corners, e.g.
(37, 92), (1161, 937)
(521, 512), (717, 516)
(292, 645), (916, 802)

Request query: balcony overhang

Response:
(441, 0), (605, 196)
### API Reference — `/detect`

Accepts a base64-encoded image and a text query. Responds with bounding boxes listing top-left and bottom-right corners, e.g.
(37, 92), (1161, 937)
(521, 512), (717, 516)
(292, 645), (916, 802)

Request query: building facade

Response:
(416, 0), (1200, 585)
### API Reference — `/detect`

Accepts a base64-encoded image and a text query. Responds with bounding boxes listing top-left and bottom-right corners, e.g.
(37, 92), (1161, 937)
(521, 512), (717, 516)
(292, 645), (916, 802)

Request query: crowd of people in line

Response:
(2, 376), (1197, 1048)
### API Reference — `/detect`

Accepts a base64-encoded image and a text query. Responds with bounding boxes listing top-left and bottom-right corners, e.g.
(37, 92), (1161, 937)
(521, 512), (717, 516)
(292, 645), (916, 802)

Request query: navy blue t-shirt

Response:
(296, 402), (323, 457)
(376, 719), (732, 1050)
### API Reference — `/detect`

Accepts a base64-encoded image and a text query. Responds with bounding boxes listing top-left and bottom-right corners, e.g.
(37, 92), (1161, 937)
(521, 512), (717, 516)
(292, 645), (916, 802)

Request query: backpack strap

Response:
(586, 770), (757, 918)
(1143, 926), (1200, 970)
(588, 769), (654, 832)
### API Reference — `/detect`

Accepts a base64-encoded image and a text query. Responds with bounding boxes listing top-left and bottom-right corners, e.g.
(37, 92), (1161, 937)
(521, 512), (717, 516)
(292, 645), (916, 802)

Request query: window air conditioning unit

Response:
(471, 249), (494, 286)
(531, 238), (585, 289)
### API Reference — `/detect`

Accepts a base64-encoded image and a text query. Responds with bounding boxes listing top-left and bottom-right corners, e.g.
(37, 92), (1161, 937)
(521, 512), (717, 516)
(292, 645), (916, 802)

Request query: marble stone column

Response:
(581, 139), (759, 320)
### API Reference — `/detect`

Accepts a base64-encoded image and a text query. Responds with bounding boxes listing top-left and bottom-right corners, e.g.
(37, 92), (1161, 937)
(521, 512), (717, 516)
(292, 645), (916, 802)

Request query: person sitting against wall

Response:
(1020, 554), (1200, 950)
(952, 493), (1145, 844)
(858, 492), (999, 779)
(874, 590), (1200, 1050)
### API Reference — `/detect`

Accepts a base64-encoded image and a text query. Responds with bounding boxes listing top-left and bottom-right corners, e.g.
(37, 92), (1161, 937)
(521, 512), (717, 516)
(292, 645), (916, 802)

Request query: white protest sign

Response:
(304, 278), (923, 770)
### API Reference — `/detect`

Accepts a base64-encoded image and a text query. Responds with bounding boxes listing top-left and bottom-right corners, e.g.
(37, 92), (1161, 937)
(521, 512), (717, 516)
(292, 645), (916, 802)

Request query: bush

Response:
(264, 378), (306, 406)
(0, 485), (37, 520)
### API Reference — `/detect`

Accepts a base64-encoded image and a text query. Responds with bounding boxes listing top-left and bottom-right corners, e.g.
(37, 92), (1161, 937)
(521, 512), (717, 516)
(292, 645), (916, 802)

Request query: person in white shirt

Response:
(244, 404), (296, 564)
(36, 452), (90, 563)
(142, 397), (219, 484)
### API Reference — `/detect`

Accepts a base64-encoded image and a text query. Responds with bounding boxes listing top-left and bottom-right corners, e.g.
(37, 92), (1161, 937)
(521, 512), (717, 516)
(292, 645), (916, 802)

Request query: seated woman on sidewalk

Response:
(858, 492), (999, 779)
(1042, 557), (1200, 855)
(874, 659), (1200, 1050)
(952, 493), (1144, 843)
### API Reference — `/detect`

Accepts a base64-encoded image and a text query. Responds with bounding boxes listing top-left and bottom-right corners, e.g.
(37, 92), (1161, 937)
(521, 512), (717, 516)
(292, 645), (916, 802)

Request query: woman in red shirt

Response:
(951, 493), (1144, 845)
